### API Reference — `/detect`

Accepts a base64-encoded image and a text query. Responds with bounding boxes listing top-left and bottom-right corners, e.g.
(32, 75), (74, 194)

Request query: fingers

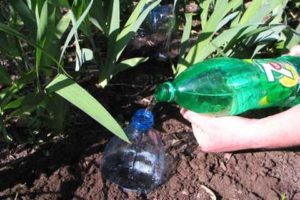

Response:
(181, 109), (217, 126)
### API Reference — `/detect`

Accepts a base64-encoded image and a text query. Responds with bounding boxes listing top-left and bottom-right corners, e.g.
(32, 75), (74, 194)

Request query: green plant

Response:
(0, 0), (161, 143)
(176, 0), (300, 75)
(91, 0), (162, 87)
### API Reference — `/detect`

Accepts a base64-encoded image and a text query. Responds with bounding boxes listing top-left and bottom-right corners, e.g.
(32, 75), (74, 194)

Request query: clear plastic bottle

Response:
(101, 109), (167, 193)
(138, 4), (174, 37)
(154, 56), (300, 115)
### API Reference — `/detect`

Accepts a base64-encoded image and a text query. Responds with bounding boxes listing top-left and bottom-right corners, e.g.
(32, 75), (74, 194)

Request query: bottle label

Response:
(247, 59), (300, 107)
(253, 60), (299, 87)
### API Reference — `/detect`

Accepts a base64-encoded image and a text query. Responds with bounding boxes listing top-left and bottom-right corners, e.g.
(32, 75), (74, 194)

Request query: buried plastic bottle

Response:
(101, 109), (168, 193)
(139, 4), (174, 37)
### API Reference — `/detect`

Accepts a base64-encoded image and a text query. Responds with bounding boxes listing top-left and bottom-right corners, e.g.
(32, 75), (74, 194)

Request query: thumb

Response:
(181, 110), (217, 125)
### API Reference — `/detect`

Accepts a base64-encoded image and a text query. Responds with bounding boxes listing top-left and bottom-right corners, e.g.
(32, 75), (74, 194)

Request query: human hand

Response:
(180, 109), (260, 152)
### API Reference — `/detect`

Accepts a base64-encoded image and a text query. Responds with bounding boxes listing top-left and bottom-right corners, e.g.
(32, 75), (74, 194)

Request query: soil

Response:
(0, 61), (300, 200)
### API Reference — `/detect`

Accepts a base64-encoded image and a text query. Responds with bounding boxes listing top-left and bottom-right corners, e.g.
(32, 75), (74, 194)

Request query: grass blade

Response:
(46, 74), (130, 143)
(105, 0), (120, 66)
(59, 0), (94, 64)
(10, 0), (36, 34)
(239, 0), (263, 25)
(114, 0), (161, 61)
(284, 24), (300, 50)
(0, 23), (64, 72)
(200, 0), (212, 29)
(55, 11), (71, 39)
(176, 13), (193, 75)
(239, 0), (285, 25)
(112, 57), (148, 76)
(0, 65), (12, 85)
(185, 0), (229, 65)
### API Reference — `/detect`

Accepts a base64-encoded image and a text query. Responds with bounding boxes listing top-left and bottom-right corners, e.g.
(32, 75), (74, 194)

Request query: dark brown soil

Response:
(0, 63), (300, 200)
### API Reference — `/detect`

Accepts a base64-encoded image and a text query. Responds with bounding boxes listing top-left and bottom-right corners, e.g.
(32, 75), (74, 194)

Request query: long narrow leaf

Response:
(55, 12), (71, 39)
(36, 1), (48, 42)
(59, 0), (94, 64)
(216, 11), (239, 31)
(46, 74), (129, 143)
(105, 0), (120, 67)
(202, 0), (228, 32)
(239, 0), (284, 25)
(185, 0), (230, 65)
(112, 57), (148, 75)
(239, 0), (263, 25)
(0, 65), (11, 85)
(284, 24), (300, 50)
(35, 1), (48, 90)
(0, 23), (65, 73)
(100, 0), (161, 87)
(114, 0), (161, 61)
(10, 0), (36, 34)
(200, 0), (212, 29)
(176, 13), (193, 75)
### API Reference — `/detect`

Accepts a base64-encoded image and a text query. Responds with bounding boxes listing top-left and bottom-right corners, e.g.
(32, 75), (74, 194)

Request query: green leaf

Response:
(0, 23), (62, 70)
(108, 0), (120, 36)
(59, 0), (94, 64)
(105, 0), (120, 66)
(36, 1), (48, 42)
(239, 0), (285, 25)
(99, 0), (161, 86)
(284, 24), (300, 50)
(112, 57), (148, 75)
(185, 0), (230, 65)
(46, 74), (129, 143)
(70, 11), (83, 71)
(89, 0), (109, 34)
(0, 65), (12, 85)
(3, 96), (26, 110)
(269, 0), (289, 24)
(43, 94), (69, 131)
(0, 119), (12, 142)
(76, 48), (94, 71)
(200, 0), (212, 29)
(176, 13), (193, 75)
(10, 0), (37, 35)
(55, 12), (71, 39)
(35, 1), (48, 89)
(6, 93), (46, 118)
(191, 25), (250, 62)
(115, 0), (161, 60)
(202, 0), (228, 32)
(216, 11), (239, 31)
(239, 0), (263, 25)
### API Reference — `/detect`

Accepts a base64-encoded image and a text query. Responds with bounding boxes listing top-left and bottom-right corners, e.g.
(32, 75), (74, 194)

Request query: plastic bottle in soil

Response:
(139, 4), (174, 37)
(101, 109), (167, 193)
(136, 4), (175, 61)
(154, 56), (300, 115)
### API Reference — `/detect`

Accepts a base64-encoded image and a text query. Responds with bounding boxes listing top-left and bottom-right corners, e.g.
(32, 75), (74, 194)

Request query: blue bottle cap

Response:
(132, 109), (154, 131)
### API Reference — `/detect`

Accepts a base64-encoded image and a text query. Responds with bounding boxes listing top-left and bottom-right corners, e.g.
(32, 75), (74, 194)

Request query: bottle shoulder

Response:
(174, 57), (257, 87)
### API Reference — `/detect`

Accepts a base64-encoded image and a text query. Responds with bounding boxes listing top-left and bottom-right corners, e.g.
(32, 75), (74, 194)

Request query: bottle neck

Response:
(131, 109), (154, 132)
(154, 82), (176, 102)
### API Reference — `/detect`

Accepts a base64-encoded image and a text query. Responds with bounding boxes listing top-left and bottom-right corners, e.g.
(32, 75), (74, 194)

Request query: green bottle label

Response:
(248, 59), (299, 107)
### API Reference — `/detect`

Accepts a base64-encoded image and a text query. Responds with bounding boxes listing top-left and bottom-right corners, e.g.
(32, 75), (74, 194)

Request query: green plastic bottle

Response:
(154, 56), (300, 115)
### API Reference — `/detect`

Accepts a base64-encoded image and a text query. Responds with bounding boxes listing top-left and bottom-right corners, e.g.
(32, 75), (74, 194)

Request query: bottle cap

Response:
(132, 109), (154, 131)
(154, 82), (176, 102)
